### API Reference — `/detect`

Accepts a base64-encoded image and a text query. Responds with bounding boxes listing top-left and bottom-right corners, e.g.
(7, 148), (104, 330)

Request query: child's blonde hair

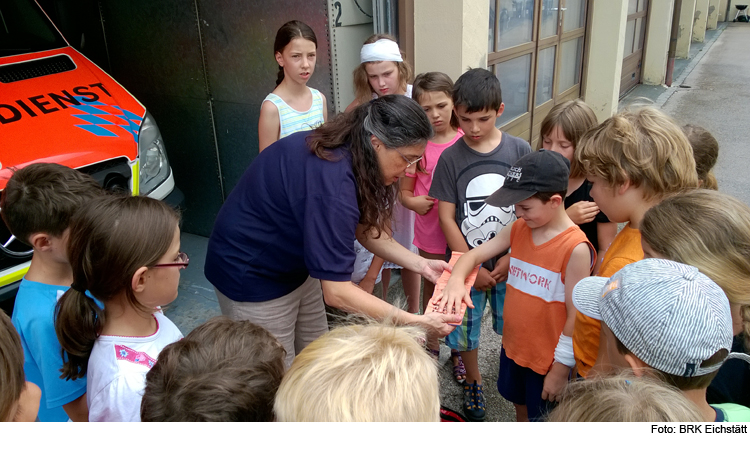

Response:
(683, 124), (719, 190)
(273, 321), (439, 422)
(352, 34), (413, 104)
(548, 371), (704, 422)
(640, 189), (750, 348)
(0, 311), (24, 421)
(575, 106), (699, 199)
(539, 99), (598, 178)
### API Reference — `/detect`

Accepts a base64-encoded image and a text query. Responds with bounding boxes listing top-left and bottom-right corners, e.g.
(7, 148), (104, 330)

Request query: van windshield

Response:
(0, 0), (67, 58)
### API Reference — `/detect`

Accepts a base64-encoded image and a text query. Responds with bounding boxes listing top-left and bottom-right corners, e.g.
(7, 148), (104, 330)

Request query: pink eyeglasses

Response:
(151, 252), (189, 268)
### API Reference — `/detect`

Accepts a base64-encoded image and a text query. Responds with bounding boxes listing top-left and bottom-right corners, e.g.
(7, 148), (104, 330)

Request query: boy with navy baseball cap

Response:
(573, 258), (750, 422)
(437, 150), (595, 421)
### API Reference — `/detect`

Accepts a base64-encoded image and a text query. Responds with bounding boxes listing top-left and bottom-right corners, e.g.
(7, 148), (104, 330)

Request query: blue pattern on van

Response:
(70, 97), (142, 142)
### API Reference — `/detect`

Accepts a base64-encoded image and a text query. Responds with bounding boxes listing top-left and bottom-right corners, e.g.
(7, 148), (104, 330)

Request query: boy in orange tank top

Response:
(437, 150), (594, 421)
(571, 106), (700, 378)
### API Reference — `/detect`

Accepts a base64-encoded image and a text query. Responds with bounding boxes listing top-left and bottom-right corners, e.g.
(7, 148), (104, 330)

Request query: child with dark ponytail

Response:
(55, 195), (184, 422)
(258, 20), (327, 152)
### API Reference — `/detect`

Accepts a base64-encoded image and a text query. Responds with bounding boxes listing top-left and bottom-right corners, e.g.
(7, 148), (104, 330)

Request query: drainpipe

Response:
(666, 0), (682, 86)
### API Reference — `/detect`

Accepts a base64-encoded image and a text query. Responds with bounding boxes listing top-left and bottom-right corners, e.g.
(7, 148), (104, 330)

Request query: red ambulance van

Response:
(0, 0), (182, 306)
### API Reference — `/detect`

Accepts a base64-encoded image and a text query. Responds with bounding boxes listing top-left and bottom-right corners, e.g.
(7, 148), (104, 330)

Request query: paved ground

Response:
(165, 23), (743, 421)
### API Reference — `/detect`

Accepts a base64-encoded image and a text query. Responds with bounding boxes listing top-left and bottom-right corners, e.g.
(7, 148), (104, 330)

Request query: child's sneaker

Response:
(462, 381), (486, 421)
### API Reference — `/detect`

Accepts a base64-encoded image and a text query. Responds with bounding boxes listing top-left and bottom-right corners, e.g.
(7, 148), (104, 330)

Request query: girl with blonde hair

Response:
(640, 189), (750, 407)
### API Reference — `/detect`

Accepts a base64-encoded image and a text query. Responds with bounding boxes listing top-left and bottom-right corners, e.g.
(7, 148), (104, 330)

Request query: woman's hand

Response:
(566, 201), (599, 225)
(418, 258), (450, 284)
(419, 311), (463, 339)
(407, 195), (436, 215)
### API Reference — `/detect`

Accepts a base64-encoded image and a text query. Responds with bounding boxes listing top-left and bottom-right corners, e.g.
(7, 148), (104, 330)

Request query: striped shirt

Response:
(262, 87), (325, 139)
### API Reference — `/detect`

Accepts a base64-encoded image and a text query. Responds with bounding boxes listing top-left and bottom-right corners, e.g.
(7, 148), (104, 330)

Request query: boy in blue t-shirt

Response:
(429, 68), (531, 421)
(1, 163), (103, 421)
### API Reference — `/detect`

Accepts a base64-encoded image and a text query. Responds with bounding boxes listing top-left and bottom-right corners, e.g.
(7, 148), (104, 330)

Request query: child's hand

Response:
(541, 362), (571, 403)
(490, 253), (510, 283)
(409, 195), (436, 215)
(357, 276), (376, 294)
(566, 201), (599, 225)
(434, 277), (472, 317)
(473, 266), (497, 291)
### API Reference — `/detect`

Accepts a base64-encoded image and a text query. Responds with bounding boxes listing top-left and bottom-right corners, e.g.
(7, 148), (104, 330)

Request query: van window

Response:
(0, 0), (67, 58)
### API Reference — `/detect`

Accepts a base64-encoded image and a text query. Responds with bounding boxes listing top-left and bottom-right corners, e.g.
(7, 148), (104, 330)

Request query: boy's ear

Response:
(617, 179), (631, 196)
(27, 232), (52, 252)
(495, 103), (505, 117)
(623, 353), (650, 377)
(548, 194), (563, 208)
(131, 266), (149, 293)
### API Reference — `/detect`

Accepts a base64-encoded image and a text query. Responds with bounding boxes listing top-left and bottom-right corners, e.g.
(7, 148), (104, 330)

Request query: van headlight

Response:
(138, 111), (171, 195)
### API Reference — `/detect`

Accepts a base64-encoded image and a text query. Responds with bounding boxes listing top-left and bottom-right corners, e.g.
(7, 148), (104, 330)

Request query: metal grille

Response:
(0, 55), (76, 83)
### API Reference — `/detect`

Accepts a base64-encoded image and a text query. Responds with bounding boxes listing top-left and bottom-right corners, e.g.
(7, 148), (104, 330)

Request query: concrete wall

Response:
(583, 0), (628, 122)
(676, 0), (696, 58)
(718, 0), (728, 21)
(693, 0), (709, 42)
(412, 0), (488, 81)
(707, 0), (721, 28)
(642, 0), (675, 85)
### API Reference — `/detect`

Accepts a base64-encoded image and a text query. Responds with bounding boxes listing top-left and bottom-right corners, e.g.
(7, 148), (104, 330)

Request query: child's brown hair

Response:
(55, 195), (180, 380)
(0, 310), (25, 421)
(575, 106), (699, 199)
(412, 71), (459, 131)
(0, 163), (102, 245)
(683, 124), (719, 190)
(539, 99), (598, 178)
(141, 316), (286, 421)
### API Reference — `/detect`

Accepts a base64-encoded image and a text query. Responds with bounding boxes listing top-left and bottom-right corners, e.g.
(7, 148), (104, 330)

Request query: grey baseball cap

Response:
(485, 149), (570, 208)
(573, 258), (738, 378)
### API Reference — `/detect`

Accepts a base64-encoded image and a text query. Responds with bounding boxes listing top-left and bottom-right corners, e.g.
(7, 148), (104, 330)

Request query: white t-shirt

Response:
(87, 312), (182, 422)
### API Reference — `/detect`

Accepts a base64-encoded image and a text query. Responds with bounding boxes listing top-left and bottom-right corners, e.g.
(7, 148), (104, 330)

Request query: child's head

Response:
(640, 189), (750, 347)
(353, 34), (413, 103)
(55, 195), (181, 381)
(1, 310), (41, 422)
(539, 99), (598, 178)
(141, 316), (285, 422)
(548, 372), (704, 422)
(573, 258), (738, 392)
(0, 163), (102, 247)
(575, 106), (699, 216)
(273, 322), (439, 421)
(273, 20), (317, 86)
(486, 150), (569, 227)
(412, 71), (459, 134)
(452, 67), (503, 114)
(683, 124), (719, 190)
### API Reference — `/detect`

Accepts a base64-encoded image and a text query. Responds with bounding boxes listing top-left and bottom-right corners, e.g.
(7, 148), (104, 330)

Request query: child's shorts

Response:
(497, 347), (554, 421)
(444, 281), (506, 352)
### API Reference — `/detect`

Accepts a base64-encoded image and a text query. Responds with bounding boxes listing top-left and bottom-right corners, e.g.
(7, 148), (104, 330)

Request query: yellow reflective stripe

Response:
(131, 160), (139, 196)
(0, 265), (29, 286)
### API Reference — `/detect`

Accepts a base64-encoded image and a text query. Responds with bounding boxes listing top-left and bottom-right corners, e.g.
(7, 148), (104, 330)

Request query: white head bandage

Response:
(360, 39), (403, 63)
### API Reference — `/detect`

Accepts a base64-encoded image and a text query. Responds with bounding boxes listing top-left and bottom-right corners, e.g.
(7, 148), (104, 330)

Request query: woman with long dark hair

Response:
(206, 95), (460, 367)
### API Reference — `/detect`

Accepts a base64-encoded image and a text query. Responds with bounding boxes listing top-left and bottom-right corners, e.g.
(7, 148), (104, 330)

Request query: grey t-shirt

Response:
(429, 133), (531, 269)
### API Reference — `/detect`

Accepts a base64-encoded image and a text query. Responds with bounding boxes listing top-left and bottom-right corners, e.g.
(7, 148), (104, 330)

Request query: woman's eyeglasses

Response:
(151, 252), (189, 268)
(396, 149), (423, 168)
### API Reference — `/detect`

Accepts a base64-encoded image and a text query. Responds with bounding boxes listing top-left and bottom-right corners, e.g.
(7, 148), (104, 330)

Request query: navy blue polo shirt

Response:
(205, 131), (360, 302)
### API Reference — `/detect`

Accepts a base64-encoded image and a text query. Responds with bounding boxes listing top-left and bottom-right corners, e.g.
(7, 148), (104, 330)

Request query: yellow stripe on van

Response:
(131, 160), (139, 196)
(0, 266), (29, 286)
